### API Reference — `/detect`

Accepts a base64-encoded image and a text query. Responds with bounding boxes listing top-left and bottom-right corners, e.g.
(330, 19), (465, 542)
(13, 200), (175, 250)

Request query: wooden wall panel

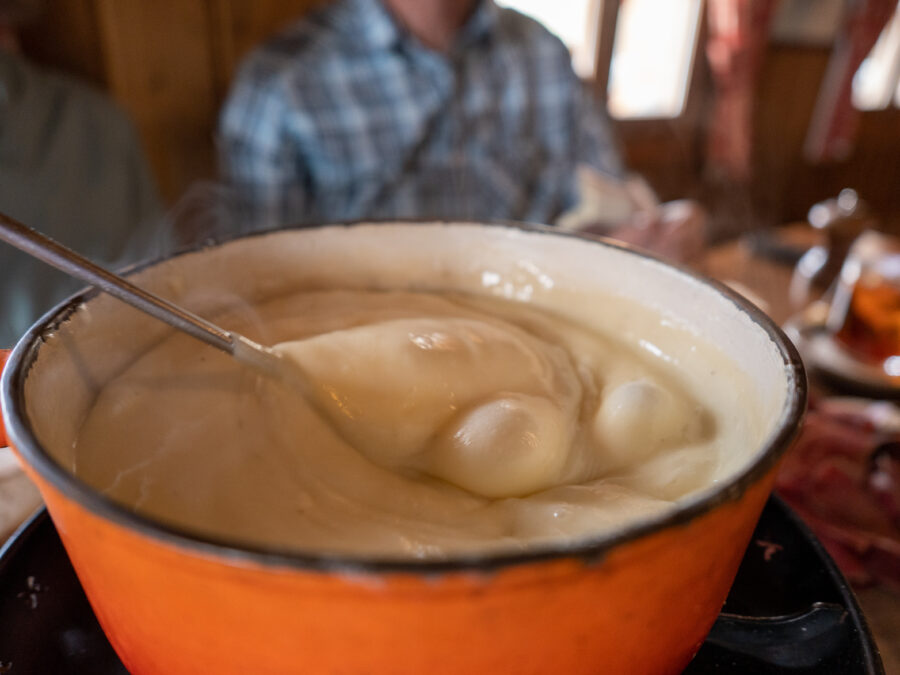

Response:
(19, 0), (106, 87)
(93, 0), (220, 202)
(84, 0), (323, 203)
(751, 46), (900, 231)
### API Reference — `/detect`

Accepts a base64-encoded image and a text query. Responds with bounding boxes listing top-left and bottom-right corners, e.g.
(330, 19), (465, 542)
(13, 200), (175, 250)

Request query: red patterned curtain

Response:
(705, 0), (780, 181)
(804, 0), (897, 163)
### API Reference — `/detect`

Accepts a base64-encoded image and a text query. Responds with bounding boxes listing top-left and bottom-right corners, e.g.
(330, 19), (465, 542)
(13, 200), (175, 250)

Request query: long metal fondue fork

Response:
(0, 210), (317, 403)
(0, 210), (242, 353)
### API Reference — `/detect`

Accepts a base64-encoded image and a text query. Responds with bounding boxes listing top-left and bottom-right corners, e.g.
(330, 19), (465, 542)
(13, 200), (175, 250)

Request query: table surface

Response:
(0, 231), (897, 673)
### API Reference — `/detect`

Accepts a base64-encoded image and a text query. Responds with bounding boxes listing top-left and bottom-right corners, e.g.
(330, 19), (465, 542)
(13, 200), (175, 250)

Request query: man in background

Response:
(0, 0), (162, 347)
(219, 0), (703, 258)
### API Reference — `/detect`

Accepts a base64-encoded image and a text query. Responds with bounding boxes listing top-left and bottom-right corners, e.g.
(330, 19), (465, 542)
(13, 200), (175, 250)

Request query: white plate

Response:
(784, 301), (900, 398)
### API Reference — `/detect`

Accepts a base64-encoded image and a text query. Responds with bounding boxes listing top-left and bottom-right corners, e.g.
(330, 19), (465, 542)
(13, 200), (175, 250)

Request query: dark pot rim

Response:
(1, 220), (807, 575)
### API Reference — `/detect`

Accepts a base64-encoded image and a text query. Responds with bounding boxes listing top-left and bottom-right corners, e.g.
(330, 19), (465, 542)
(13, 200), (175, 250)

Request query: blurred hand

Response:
(586, 199), (707, 264)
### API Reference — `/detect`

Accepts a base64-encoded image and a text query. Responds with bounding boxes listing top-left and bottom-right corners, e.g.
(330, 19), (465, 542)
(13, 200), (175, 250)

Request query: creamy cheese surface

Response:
(72, 289), (755, 558)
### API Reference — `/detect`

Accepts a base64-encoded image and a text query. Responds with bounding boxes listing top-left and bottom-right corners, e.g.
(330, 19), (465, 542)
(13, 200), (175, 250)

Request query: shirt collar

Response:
(456, 0), (500, 49)
(337, 0), (403, 51)
(337, 0), (501, 53)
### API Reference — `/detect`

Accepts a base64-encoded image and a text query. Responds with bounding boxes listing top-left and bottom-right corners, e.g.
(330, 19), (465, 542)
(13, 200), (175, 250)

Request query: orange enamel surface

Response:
(0, 349), (10, 447)
(13, 446), (776, 675)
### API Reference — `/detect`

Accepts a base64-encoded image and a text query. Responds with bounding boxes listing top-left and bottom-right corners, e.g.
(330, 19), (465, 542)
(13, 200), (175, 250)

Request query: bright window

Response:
(606, 0), (703, 119)
(852, 3), (900, 111)
(495, 0), (602, 78)
(499, 0), (704, 119)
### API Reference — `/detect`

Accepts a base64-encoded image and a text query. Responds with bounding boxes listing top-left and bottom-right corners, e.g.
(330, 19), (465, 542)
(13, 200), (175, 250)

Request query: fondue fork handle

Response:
(0, 211), (236, 355)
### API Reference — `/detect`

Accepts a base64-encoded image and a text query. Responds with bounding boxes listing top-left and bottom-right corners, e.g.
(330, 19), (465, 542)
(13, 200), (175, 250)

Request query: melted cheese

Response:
(72, 289), (749, 559)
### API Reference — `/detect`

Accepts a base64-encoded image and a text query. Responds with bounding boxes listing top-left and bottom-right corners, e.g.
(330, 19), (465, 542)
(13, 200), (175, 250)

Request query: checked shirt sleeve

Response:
(574, 83), (626, 181)
(218, 69), (309, 231)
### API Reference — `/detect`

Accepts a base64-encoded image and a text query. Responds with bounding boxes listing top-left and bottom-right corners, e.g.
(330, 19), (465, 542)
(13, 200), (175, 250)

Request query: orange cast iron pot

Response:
(0, 223), (806, 674)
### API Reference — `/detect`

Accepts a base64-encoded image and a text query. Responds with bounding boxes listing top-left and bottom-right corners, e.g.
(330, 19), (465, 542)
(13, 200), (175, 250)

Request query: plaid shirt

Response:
(219, 0), (624, 230)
